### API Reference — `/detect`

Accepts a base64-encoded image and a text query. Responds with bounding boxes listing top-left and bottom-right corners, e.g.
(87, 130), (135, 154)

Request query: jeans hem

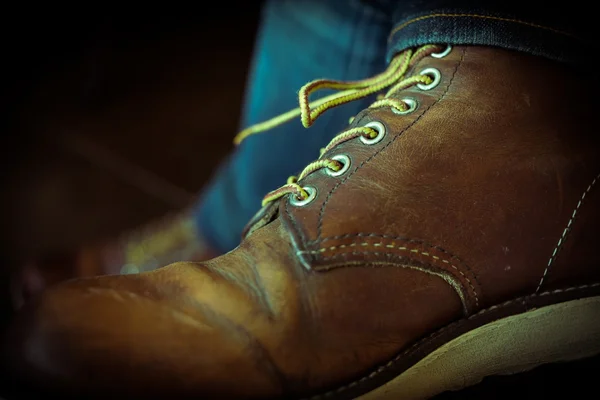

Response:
(386, 12), (588, 65)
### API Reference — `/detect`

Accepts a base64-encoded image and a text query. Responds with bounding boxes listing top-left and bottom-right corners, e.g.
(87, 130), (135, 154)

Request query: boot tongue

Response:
(241, 201), (280, 239)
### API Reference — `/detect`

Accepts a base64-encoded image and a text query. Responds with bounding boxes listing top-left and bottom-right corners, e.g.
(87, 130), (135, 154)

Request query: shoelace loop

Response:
(233, 44), (446, 207)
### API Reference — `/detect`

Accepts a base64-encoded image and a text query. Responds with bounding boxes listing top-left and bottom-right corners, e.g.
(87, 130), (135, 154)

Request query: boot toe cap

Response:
(2, 273), (284, 399)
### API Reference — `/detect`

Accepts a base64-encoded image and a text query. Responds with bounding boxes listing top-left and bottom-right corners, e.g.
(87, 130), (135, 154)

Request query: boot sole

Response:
(362, 294), (600, 399)
(311, 284), (600, 400)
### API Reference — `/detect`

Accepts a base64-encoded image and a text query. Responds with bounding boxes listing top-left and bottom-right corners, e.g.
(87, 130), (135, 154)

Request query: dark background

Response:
(0, 5), (596, 399)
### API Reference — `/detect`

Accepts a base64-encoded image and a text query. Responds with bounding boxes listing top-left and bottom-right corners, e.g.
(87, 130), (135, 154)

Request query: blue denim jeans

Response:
(195, 0), (589, 253)
(386, 1), (591, 66)
(195, 0), (391, 252)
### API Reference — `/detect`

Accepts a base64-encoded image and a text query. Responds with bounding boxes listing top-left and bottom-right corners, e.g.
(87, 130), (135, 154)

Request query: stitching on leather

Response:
(305, 257), (471, 313)
(536, 173), (600, 292)
(387, 13), (579, 42)
(285, 190), (312, 253)
(315, 48), (466, 241)
(304, 282), (600, 400)
(312, 232), (482, 289)
(307, 243), (479, 308)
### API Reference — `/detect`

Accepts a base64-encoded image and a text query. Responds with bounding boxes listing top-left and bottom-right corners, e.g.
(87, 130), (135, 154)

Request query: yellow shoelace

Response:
(233, 44), (444, 207)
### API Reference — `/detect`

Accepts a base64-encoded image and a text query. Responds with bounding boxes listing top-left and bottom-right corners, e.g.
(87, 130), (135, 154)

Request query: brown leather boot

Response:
(4, 45), (600, 400)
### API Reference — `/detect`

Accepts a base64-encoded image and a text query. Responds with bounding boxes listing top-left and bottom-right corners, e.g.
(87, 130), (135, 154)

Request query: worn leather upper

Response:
(4, 46), (600, 399)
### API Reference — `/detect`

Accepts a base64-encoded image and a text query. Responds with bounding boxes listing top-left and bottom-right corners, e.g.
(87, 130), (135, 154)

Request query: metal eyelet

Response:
(417, 68), (442, 91)
(431, 45), (452, 59)
(289, 186), (317, 207)
(360, 121), (386, 145)
(391, 98), (418, 115)
(325, 154), (351, 177)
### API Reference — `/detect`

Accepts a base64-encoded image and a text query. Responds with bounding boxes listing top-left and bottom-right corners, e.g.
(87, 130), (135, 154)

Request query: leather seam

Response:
(315, 47), (466, 241)
(536, 172), (600, 292)
(285, 191), (313, 260)
(304, 282), (600, 400)
(309, 257), (471, 314)
(311, 232), (482, 290)
(306, 242), (479, 308)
